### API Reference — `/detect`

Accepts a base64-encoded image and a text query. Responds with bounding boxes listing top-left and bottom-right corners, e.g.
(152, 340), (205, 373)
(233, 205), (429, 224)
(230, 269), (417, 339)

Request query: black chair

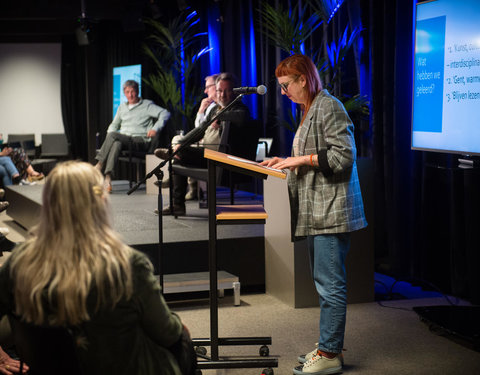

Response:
(6, 134), (37, 158)
(170, 118), (260, 209)
(222, 118), (260, 198)
(118, 115), (177, 187)
(38, 133), (70, 159)
(8, 313), (194, 375)
(8, 313), (82, 375)
(30, 133), (70, 175)
(117, 133), (162, 188)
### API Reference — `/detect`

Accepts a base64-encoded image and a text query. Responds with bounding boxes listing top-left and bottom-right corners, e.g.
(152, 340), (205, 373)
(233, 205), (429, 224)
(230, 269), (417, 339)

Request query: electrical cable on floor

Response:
(374, 275), (461, 312)
(374, 280), (413, 311)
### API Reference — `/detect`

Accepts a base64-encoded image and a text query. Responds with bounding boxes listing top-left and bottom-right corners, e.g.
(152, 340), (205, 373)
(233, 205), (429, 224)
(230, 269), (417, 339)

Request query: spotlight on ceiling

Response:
(75, 24), (90, 46)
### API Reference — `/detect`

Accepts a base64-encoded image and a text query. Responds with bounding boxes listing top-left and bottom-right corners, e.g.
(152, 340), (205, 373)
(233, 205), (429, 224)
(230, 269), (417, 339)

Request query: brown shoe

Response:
(154, 148), (170, 160)
(27, 173), (45, 182)
(153, 178), (170, 188)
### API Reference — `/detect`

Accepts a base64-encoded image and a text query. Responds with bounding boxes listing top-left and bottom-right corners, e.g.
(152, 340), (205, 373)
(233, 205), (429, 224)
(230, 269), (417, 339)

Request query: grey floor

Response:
(175, 294), (480, 375)
(1, 183), (479, 375)
(108, 183), (264, 246)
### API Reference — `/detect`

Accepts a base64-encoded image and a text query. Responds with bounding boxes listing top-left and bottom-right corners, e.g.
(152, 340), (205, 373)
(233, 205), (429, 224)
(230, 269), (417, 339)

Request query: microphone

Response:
(232, 85), (267, 95)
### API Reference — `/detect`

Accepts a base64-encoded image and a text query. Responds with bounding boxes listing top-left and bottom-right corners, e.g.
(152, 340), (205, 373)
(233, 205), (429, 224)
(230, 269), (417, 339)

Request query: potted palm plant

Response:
(259, 0), (369, 133)
(143, 10), (211, 135)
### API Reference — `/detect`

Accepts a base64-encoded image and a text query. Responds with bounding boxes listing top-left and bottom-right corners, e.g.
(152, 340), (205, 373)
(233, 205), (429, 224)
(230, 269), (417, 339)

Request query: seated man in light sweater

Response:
(95, 80), (170, 192)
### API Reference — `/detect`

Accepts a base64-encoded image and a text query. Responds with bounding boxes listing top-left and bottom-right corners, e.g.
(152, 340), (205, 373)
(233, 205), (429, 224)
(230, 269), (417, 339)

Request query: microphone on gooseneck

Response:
(232, 85), (268, 95)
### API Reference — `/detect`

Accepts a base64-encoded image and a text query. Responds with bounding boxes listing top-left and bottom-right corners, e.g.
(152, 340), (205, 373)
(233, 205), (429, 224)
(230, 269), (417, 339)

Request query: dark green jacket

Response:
(0, 249), (183, 375)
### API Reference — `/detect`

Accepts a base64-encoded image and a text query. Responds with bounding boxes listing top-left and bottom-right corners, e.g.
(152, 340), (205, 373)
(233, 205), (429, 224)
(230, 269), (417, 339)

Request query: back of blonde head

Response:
(11, 161), (133, 326)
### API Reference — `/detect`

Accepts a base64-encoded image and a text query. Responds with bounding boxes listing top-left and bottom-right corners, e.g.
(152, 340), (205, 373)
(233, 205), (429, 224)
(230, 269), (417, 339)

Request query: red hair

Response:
(275, 54), (323, 124)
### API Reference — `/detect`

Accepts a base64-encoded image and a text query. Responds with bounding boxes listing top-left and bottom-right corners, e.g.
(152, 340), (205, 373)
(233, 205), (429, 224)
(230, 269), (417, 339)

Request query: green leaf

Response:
(142, 11), (211, 125)
(258, 2), (323, 55)
(340, 94), (370, 117)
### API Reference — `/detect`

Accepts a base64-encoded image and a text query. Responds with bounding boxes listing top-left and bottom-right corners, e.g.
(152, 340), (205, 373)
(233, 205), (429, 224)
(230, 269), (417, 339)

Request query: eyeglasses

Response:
(278, 77), (298, 92)
(205, 84), (215, 90)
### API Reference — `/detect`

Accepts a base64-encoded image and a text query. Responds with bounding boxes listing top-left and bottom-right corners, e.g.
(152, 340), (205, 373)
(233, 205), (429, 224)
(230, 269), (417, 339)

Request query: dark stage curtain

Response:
(368, 0), (420, 277)
(61, 35), (88, 160)
(60, 21), (162, 162)
(91, 21), (150, 145)
(198, 0), (302, 157)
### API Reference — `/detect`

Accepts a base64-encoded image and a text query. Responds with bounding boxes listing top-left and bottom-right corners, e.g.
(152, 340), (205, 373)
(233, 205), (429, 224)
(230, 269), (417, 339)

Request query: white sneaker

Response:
(298, 344), (319, 364)
(20, 179), (36, 185)
(299, 345), (344, 365)
(185, 189), (197, 200)
(293, 351), (342, 375)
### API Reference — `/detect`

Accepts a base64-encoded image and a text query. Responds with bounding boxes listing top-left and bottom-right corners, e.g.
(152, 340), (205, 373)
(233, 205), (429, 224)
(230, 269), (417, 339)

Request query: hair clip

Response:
(92, 185), (103, 196)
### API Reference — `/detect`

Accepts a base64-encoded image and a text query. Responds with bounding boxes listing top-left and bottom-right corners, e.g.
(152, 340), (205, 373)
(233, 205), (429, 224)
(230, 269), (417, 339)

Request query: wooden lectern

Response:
(194, 149), (285, 373)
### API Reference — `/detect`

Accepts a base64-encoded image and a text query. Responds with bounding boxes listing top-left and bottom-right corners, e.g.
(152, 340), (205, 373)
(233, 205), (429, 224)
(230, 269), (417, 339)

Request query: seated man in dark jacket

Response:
(154, 72), (251, 216)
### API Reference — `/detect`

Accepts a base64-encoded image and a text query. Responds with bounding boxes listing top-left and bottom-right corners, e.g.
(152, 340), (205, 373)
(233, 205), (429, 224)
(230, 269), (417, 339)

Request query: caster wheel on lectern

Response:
(195, 346), (207, 356)
(259, 345), (270, 356)
(261, 368), (274, 375)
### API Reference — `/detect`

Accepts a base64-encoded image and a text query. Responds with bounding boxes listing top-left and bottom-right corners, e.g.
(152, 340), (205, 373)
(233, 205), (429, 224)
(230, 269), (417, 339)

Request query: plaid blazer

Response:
(287, 90), (367, 240)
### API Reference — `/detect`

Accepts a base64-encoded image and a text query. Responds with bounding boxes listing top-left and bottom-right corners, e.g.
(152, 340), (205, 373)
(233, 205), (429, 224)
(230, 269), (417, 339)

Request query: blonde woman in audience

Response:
(0, 161), (189, 374)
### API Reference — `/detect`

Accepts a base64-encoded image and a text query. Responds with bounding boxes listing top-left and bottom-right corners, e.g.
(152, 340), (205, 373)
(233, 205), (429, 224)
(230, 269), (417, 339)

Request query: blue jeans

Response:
(0, 165), (9, 186)
(308, 233), (350, 354)
(0, 156), (19, 186)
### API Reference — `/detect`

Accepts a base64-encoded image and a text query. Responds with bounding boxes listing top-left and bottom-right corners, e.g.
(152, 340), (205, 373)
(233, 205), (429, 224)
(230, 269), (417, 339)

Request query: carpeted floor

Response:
(174, 293), (480, 375)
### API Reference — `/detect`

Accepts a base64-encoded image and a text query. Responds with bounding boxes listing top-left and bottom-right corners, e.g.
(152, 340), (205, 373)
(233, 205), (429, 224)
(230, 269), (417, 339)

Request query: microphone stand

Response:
(126, 94), (245, 290)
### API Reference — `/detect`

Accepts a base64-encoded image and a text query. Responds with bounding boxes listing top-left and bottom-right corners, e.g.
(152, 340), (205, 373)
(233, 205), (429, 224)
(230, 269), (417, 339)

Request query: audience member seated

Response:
(0, 157), (20, 187)
(0, 161), (192, 374)
(0, 147), (43, 184)
(0, 193), (8, 237)
(0, 188), (9, 238)
(162, 73), (220, 200)
(95, 80), (171, 193)
(1, 262), (28, 375)
(154, 72), (251, 216)
(0, 161), (23, 235)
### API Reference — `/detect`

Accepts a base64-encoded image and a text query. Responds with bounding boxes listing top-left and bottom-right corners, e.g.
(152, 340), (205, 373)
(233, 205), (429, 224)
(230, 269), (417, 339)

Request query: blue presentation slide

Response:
(112, 64), (142, 119)
(412, 0), (480, 155)
(413, 16), (445, 133)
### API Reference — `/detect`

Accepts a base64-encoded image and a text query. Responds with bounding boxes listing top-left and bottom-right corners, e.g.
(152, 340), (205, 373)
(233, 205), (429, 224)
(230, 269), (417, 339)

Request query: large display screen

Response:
(412, 0), (480, 156)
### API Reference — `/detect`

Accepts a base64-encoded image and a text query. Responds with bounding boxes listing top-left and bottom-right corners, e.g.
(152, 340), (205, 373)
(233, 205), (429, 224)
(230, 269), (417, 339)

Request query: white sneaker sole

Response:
(293, 364), (342, 375)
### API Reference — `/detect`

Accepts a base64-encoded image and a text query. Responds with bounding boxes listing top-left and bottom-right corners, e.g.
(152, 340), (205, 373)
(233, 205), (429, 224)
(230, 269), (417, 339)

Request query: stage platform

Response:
(4, 182), (266, 290)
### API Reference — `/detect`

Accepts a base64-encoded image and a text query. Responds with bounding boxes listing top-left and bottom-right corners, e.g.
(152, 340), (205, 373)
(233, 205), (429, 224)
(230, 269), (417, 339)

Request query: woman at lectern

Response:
(0, 161), (193, 375)
(261, 54), (367, 375)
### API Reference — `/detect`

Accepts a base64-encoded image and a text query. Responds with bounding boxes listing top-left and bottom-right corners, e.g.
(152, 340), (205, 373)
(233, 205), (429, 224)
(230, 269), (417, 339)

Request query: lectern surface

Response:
(216, 204), (267, 220)
(204, 148), (286, 179)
